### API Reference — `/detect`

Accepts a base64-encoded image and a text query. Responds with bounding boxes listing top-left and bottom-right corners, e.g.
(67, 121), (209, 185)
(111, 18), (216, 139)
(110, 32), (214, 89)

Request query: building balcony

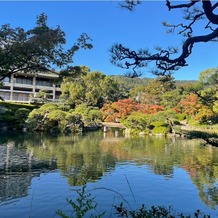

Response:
(35, 85), (54, 90)
(55, 87), (61, 91)
(36, 72), (59, 78)
(2, 82), (11, 87)
(13, 83), (34, 89)
(12, 96), (30, 102)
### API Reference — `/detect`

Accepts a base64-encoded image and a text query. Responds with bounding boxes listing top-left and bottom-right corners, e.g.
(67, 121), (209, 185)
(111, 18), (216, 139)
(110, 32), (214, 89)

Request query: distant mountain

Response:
(174, 80), (198, 85)
(111, 75), (197, 90)
(111, 75), (151, 90)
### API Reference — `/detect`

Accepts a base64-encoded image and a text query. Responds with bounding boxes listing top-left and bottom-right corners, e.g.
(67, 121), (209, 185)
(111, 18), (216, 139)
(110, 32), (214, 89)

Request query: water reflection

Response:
(0, 130), (218, 210)
(25, 131), (117, 186)
(100, 135), (218, 209)
(0, 132), (57, 203)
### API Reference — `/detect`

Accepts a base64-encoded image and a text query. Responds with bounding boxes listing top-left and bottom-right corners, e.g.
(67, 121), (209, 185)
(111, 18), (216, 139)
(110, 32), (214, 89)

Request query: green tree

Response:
(100, 76), (128, 105)
(184, 68), (218, 123)
(199, 68), (218, 88)
(14, 108), (31, 129)
(123, 112), (149, 131)
(60, 66), (90, 106)
(133, 76), (175, 105)
(26, 103), (59, 131)
(74, 104), (103, 127)
(33, 89), (51, 104)
(69, 79), (87, 106)
(46, 109), (68, 132)
(0, 14), (92, 81)
(84, 71), (106, 106)
(213, 96), (218, 114)
(198, 68), (218, 108)
(160, 88), (183, 109)
(60, 67), (128, 108)
(26, 102), (103, 132)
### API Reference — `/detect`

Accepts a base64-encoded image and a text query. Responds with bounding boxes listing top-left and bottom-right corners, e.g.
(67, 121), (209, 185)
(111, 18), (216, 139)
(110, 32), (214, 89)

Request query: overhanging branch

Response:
(111, 0), (218, 77)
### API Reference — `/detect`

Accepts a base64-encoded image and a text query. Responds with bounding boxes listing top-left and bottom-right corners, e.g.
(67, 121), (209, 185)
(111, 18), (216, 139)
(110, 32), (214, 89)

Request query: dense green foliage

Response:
(60, 66), (128, 108)
(3, 65), (217, 135)
(0, 102), (36, 129)
(27, 103), (103, 132)
(122, 110), (177, 135)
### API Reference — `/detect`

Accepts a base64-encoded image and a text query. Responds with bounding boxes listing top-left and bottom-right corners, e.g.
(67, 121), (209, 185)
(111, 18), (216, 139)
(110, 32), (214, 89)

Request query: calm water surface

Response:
(0, 129), (218, 217)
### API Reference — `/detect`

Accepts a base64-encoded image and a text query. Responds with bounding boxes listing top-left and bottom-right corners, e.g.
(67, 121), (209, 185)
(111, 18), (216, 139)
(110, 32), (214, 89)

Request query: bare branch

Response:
(119, 0), (141, 11)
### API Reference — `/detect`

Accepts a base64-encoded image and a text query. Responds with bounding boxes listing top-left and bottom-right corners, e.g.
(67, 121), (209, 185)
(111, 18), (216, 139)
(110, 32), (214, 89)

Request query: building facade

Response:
(0, 72), (61, 103)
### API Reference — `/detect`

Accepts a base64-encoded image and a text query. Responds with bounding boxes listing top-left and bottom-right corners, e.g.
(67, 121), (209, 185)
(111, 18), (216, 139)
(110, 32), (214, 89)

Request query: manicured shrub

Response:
(176, 113), (186, 121)
(149, 121), (168, 128)
(14, 108), (31, 129)
(0, 102), (35, 129)
(149, 121), (170, 135)
(123, 112), (148, 131)
(152, 126), (171, 135)
(27, 103), (103, 132)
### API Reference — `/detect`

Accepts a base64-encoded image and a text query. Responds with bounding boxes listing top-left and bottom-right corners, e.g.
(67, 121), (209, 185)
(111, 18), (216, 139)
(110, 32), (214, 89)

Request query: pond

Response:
(0, 129), (218, 217)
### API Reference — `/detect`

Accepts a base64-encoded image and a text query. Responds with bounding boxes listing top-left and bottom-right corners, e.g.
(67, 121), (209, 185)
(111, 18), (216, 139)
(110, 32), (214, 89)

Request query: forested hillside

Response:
(112, 75), (197, 90)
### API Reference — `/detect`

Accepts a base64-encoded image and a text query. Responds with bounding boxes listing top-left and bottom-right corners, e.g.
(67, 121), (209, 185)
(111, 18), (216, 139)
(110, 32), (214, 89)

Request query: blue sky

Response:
(0, 1), (217, 80)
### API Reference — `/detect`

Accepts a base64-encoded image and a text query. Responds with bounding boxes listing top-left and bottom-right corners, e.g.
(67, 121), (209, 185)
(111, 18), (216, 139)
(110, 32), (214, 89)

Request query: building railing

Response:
(12, 96), (29, 101)
(2, 81), (61, 90)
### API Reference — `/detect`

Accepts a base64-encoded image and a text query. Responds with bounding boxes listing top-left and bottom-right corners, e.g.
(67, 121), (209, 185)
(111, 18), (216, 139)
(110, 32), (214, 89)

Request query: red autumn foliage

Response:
(172, 107), (181, 113)
(139, 104), (164, 114)
(111, 98), (140, 120)
(101, 98), (165, 122)
(179, 93), (201, 117)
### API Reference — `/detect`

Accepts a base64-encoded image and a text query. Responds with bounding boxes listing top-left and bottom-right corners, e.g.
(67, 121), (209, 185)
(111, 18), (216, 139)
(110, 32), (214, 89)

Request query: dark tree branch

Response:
(203, 1), (218, 24)
(166, 0), (200, 11)
(111, 0), (218, 77)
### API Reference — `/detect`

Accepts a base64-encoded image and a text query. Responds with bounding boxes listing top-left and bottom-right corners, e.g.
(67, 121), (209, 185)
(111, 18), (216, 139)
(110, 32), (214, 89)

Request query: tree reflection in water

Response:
(0, 130), (218, 209)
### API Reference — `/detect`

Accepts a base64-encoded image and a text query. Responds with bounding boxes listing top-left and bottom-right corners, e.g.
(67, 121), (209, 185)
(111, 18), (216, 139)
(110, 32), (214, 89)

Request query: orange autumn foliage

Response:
(179, 93), (202, 117)
(101, 98), (164, 122)
(139, 104), (164, 114)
